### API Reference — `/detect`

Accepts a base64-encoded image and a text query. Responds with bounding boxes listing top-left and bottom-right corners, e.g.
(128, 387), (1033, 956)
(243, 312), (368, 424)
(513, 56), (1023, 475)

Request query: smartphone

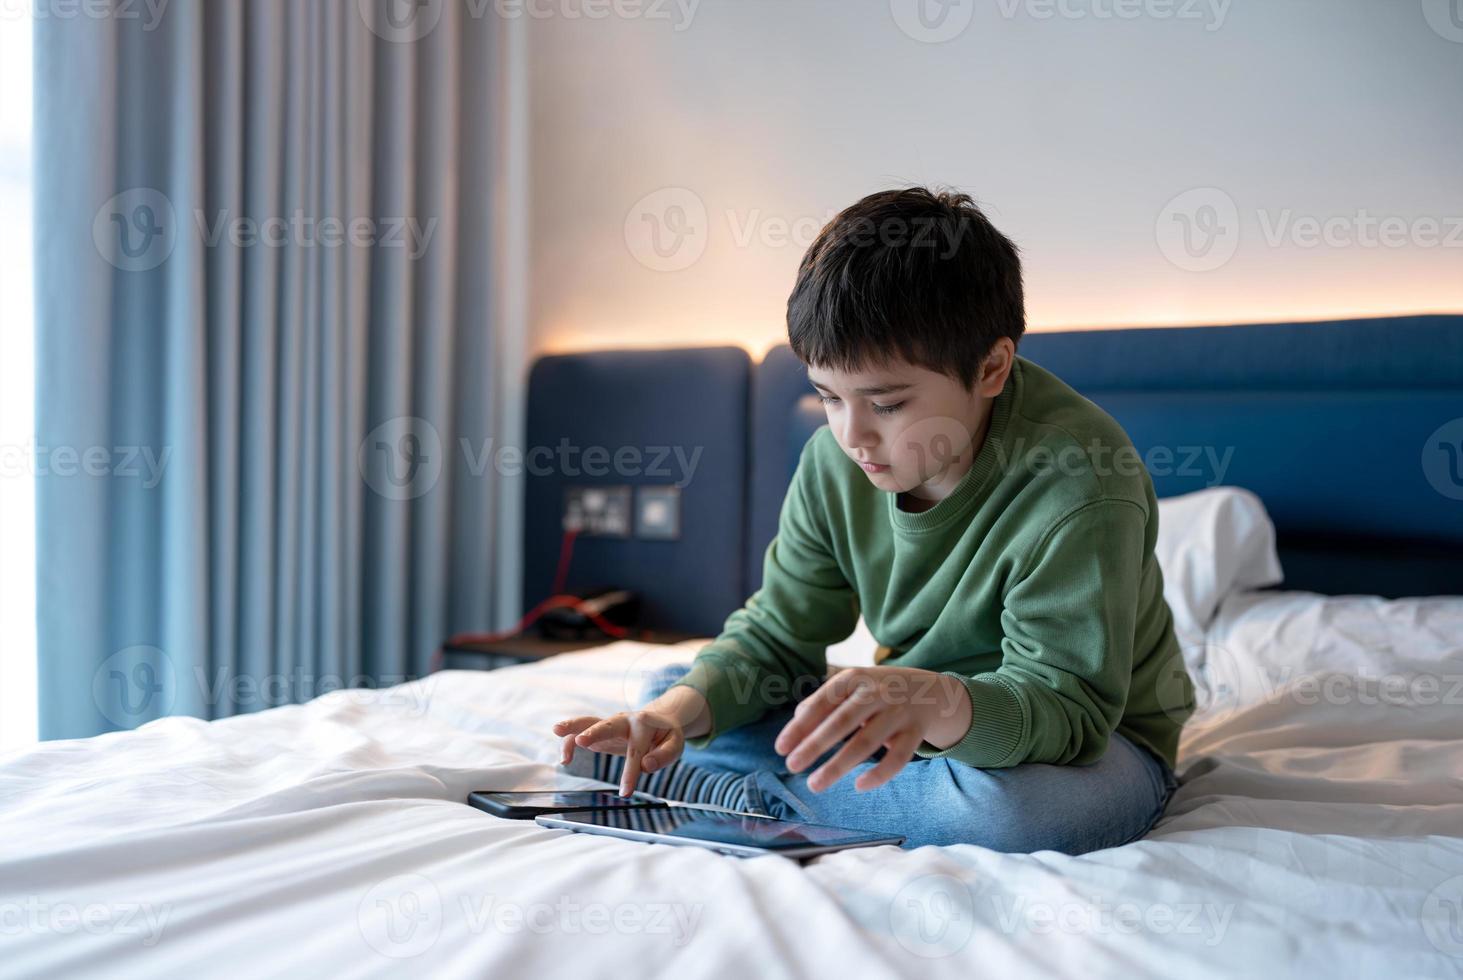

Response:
(467, 789), (669, 819)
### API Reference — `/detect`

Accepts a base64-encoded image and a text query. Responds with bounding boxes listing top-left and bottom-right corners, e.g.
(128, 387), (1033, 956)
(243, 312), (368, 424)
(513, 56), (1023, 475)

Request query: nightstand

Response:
(437, 631), (700, 672)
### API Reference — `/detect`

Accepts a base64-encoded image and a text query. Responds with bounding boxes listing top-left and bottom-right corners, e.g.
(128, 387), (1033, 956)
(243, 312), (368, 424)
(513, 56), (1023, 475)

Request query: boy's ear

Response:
(975, 338), (1016, 398)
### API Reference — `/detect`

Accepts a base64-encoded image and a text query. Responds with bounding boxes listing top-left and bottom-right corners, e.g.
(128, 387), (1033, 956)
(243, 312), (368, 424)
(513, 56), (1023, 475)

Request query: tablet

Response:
(534, 805), (904, 859)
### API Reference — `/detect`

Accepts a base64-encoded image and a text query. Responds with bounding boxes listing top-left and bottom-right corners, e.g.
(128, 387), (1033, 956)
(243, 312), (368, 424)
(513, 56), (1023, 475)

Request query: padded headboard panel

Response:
(524, 347), (751, 635)
(750, 314), (1463, 598)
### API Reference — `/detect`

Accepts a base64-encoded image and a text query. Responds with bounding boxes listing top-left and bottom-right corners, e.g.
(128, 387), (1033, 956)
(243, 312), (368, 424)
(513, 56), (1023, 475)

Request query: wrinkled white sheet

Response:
(2, 593), (1461, 979)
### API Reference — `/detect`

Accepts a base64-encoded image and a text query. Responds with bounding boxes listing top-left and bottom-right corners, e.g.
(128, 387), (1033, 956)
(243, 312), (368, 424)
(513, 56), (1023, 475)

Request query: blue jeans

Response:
(641, 662), (1178, 853)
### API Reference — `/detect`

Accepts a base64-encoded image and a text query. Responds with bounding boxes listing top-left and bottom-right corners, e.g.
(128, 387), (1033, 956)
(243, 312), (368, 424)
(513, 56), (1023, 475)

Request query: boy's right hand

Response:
(552, 709), (686, 797)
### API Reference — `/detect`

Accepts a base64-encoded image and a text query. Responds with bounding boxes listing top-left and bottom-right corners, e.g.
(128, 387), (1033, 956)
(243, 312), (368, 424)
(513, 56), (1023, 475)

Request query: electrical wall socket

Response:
(563, 485), (633, 537)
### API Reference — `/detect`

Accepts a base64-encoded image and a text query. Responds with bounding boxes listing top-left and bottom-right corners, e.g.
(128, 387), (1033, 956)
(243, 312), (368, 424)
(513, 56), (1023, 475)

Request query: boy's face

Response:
(806, 342), (1013, 501)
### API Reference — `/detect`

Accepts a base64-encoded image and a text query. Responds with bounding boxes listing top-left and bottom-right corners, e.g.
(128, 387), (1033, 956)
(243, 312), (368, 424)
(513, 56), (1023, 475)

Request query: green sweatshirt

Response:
(670, 355), (1194, 770)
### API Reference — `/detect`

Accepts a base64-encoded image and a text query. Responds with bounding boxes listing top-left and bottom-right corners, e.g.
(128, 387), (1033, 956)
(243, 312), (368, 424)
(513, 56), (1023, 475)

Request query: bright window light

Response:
(0, 12), (36, 752)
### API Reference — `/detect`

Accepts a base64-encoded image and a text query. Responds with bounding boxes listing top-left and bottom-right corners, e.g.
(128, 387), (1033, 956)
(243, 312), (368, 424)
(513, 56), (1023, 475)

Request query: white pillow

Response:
(827, 486), (1283, 665)
(1156, 486), (1284, 647)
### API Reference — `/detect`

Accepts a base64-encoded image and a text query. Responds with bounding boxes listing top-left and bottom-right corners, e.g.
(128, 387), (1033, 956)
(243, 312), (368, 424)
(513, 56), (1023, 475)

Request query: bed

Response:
(4, 315), (1461, 977)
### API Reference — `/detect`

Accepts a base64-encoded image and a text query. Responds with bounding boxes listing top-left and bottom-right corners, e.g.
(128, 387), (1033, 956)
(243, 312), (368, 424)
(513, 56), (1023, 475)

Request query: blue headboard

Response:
(749, 314), (1463, 599)
(523, 347), (751, 635)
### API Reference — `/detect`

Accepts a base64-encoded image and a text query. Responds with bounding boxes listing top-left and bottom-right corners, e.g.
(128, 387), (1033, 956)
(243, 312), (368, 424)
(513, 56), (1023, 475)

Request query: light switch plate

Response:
(635, 485), (681, 540)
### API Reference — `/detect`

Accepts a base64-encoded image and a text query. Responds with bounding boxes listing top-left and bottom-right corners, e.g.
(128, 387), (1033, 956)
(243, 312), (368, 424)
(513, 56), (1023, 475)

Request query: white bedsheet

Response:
(2, 594), (1461, 979)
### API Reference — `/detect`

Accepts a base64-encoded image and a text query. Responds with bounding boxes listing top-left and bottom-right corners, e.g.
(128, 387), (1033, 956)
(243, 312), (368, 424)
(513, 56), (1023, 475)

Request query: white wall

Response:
(523, 0), (1463, 357)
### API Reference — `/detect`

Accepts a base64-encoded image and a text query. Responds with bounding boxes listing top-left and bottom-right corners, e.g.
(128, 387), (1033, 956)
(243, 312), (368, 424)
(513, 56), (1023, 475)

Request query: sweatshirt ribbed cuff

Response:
(914, 672), (1029, 768)
(666, 654), (748, 750)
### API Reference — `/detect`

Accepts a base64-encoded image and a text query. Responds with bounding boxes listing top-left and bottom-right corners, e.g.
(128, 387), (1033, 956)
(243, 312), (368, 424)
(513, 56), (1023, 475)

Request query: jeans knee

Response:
(636, 661), (693, 706)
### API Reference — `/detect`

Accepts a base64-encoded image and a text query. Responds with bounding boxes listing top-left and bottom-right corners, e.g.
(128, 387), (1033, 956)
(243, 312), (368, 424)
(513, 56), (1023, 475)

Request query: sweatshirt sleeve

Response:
(913, 498), (1144, 768)
(669, 436), (859, 748)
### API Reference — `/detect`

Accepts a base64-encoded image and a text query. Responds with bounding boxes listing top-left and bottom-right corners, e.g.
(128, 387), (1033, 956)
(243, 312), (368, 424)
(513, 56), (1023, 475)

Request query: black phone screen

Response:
(469, 790), (663, 816)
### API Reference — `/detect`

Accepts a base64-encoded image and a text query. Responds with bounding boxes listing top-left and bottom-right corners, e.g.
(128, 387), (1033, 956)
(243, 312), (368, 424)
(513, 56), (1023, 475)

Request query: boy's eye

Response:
(815, 393), (903, 416)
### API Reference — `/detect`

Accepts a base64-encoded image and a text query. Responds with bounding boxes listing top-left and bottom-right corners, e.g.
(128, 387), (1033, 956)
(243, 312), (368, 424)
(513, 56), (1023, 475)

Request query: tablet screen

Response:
(551, 806), (895, 850)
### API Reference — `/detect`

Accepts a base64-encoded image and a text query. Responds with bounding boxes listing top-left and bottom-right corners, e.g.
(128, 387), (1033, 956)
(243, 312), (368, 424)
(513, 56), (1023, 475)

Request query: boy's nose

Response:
(840, 415), (878, 451)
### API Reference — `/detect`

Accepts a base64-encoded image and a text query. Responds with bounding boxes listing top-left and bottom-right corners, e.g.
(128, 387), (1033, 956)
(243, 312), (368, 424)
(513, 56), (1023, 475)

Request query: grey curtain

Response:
(35, 0), (504, 739)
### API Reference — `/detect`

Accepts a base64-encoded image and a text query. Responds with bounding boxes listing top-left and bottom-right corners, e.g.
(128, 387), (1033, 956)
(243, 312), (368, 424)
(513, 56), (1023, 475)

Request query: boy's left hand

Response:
(773, 666), (972, 793)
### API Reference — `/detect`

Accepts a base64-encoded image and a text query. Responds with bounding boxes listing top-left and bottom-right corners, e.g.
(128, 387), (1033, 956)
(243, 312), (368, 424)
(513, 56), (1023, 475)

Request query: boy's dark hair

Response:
(786, 187), (1024, 390)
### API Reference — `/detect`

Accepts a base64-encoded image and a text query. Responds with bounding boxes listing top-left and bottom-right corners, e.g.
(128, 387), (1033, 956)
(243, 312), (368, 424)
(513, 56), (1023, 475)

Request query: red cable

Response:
(552, 528), (579, 596)
(429, 529), (644, 673)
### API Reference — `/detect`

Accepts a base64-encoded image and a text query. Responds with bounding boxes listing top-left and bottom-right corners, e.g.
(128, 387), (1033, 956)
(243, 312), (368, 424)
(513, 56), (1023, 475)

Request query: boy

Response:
(554, 187), (1193, 852)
